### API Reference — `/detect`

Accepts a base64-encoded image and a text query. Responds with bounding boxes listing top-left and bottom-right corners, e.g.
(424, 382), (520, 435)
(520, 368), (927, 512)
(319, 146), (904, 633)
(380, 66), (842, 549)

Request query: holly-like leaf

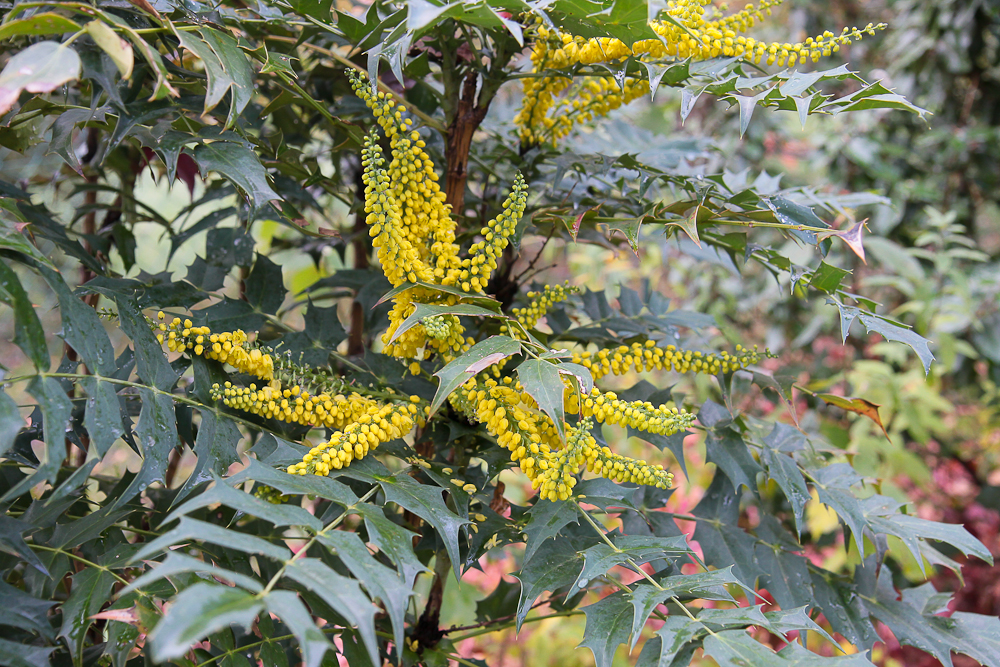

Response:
(373, 473), (470, 578)
(809, 572), (878, 650)
(193, 142), (280, 218)
(517, 358), (567, 440)
(59, 568), (117, 665)
(0, 639), (56, 667)
(316, 530), (412, 653)
(148, 583), (263, 662)
(263, 591), (332, 667)
(173, 410), (242, 504)
(0, 579), (56, 638)
(0, 41), (81, 115)
(703, 428), (762, 493)
(753, 544), (813, 611)
(131, 516), (292, 563)
(284, 559), (379, 667)
(523, 498), (580, 563)
(121, 551), (265, 596)
(244, 255), (284, 315)
(703, 629), (877, 666)
(514, 539), (583, 630)
(579, 592), (634, 667)
(692, 475), (758, 587)
(574, 535), (692, 590)
(430, 335), (521, 415)
(0, 261), (48, 370)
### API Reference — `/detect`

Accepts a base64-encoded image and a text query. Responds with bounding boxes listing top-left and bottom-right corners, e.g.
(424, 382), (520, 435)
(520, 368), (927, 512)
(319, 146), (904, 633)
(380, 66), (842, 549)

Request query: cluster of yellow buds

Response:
(457, 174), (527, 293)
(450, 371), (682, 500)
(209, 381), (379, 432)
(287, 400), (419, 476)
(516, 0), (886, 145)
(254, 484), (290, 504)
(153, 312), (274, 380)
(570, 388), (696, 435)
(421, 315), (455, 340)
(571, 340), (761, 380)
(504, 282), (579, 333)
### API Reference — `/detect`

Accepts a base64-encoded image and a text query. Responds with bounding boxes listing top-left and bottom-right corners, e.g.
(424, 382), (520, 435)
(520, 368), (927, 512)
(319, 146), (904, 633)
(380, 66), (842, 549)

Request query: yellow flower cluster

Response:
(569, 388), (696, 435)
(505, 282), (579, 332)
(153, 312), (274, 380)
(451, 374), (680, 500)
(209, 381), (380, 431)
(457, 174), (527, 293)
(351, 71), (529, 363)
(287, 401), (419, 476)
(571, 340), (760, 380)
(516, 0), (886, 144)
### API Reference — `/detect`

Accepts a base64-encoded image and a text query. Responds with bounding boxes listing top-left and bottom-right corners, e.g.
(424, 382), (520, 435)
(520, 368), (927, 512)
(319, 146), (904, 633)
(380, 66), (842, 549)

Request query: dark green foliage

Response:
(0, 0), (996, 665)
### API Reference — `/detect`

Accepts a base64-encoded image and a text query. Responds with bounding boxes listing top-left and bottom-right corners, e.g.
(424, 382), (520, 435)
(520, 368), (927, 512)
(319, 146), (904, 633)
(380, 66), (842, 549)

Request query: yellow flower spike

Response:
(571, 341), (762, 380)
(517, 3), (887, 145)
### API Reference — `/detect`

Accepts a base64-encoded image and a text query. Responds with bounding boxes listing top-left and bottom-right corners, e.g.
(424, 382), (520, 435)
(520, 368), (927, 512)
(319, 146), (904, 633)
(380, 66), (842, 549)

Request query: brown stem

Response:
(348, 162), (369, 356)
(444, 72), (490, 215)
(412, 552), (450, 650)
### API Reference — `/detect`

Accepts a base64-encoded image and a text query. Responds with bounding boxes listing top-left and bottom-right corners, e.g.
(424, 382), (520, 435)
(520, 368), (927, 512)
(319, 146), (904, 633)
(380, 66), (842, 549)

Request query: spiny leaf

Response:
(317, 530), (412, 653)
(691, 474), (758, 587)
(517, 358), (567, 440)
(121, 551), (264, 595)
(373, 473), (470, 579)
(59, 568), (117, 666)
(573, 534), (692, 591)
(132, 516), (292, 562)
(0, 261), (48, 370)
(148, 583), (263, 663)
(579, 592), (634, 667)
(430, 335), (521, 415)
(263, 591), (332, 667)
(284, 558), (380, 667)
(523, 499), (580, 563)
(0, 577), (55, 638)
(514, 539), (583, 630)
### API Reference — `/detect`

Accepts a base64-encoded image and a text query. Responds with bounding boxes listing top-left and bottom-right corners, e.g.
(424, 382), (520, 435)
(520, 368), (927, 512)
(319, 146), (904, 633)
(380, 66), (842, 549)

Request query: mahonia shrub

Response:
(0, 1), (996, 667)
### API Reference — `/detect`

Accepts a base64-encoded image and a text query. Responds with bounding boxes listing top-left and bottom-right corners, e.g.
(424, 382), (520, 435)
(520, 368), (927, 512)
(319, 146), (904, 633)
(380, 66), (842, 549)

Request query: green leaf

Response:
(0, 13), (81, 39)
(863, 570), (999, 667)
(517, 358), (567, 440)
(430, 335), (521, 415)
(523, 498), (579, 563)
(753, 544), (813, 611)
(149, 583), (263, 663)
(284, 558), (380, 667)
(865, 503), (992, 569)
(809, 262), (850, 294)
(174, 410), (242, 503)
(3, 376), (72, 500)
(193, 142), (280, 218)
(121, 551), (264, 596)
(574, 535), (692, 590)
(703, 428), (762, 493)
(374, 473), (470, 578)
(390, 302), (507, 345)
(245, 255), (284, 315)
(317, 530), (412, 653)
(808, 572), (877, 650)
(131, 516), (292, 563)
(0, 638), (56, 667)
(514, 539), (583, 630)
(0, 217), (55, 267)
(810, 464), (868, 553)
(0, 261), (48, 370)
(228, 457), (359, 506)
(760, 445), (809, 533)
(634, 616), (700, 667)
(691, 475), (758, 587)
(165, 473), (323, 531)
(361, 510), (429, 589)
(79, 376), (124, 457)
(703, 629), (876, 666)
(59, 567), (117, 666)
(263, 591), (332, 667)
(115, 296), (177, 390)
(579, 592), (634, 667)
(0, 41), (81, 115)
(199, 27), (255, 129)
(84, 20), (133, 78)
(0, 579), (56, 638)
